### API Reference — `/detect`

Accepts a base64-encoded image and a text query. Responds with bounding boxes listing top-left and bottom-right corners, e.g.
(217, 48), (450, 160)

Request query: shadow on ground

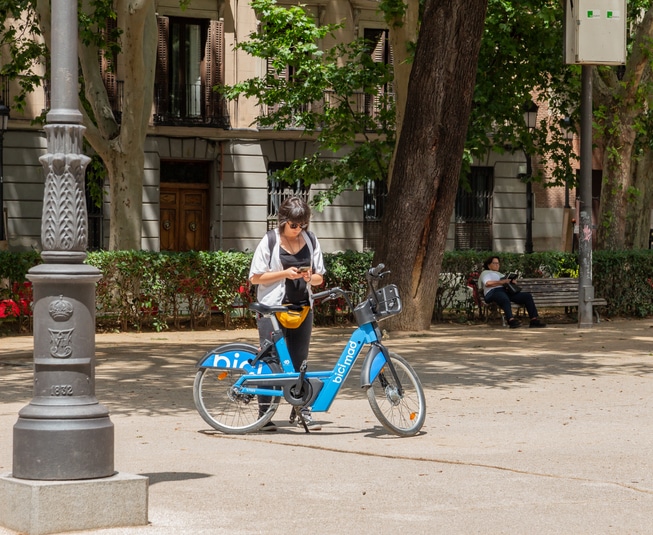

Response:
(1, 321), (652, 418)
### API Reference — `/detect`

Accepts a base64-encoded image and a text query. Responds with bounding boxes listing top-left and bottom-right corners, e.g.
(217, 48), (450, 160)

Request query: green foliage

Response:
(593, 250), (653, 317)
(1, 249), (652, 333)
(85, 152), (107, 209)
(0, 250), (41, 333)
(0, 0), (121, 120)
(79, 0), (121, 57)
(377, 0), (408, 24)
(220, 0), (396, 209)
(0, 0), (46, 112)
(469, 0), (579, 188)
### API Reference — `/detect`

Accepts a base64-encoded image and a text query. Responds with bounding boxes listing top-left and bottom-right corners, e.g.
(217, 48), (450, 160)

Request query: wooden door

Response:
(160, 183), (209, 251)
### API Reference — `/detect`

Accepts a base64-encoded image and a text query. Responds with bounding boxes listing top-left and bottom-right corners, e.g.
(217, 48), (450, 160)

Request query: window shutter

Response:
(155, 16), (170, 119)
(204, 19), (224, 121)
(267, 58), (289, 81)
(364, 29), (393, 118)
(100, 16), (118, 109)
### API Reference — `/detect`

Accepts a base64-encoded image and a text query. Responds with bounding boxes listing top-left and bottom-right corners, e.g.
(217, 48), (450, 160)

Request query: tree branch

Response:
(623, 6), (653, 104)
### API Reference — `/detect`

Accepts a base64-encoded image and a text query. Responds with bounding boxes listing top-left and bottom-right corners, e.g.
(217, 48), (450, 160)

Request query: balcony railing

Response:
(42, 81), (231, 129)
(153, 83), (230, 128)
(260, 90), (394, 131)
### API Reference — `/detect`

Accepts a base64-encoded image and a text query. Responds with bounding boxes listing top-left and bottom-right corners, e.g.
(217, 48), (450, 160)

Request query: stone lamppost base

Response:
(0, 472), (148, 535)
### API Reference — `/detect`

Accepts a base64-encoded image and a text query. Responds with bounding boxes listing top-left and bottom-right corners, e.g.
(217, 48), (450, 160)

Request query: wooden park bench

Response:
(472, 277), (608, 325)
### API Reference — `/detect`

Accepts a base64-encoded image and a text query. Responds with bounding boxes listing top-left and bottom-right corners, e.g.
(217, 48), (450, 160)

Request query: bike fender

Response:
(360, 344), (388, 389)
(196, 343), (273, 375)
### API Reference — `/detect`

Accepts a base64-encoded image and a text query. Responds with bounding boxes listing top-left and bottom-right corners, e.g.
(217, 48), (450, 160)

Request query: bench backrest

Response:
(518, 278), (578, 295)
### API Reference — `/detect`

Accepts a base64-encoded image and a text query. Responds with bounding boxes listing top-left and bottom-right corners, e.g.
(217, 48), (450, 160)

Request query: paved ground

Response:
(1, 318), (653, 534)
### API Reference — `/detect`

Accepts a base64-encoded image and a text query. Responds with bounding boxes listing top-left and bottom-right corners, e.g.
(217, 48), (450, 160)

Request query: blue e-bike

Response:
(193, 264), (426, 437)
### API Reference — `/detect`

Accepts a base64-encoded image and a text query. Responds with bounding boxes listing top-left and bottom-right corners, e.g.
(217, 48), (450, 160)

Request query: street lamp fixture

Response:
(522, 102), (538, 254)
(0, 101), (9, 243)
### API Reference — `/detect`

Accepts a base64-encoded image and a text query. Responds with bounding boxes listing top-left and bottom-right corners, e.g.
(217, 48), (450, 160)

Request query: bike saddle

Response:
(249, 302), (289, 315)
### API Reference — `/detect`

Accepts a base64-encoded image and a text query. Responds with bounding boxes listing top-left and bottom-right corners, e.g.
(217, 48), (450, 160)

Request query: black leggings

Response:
(257, 310), (313, 417)
(257, 310), (313, 372)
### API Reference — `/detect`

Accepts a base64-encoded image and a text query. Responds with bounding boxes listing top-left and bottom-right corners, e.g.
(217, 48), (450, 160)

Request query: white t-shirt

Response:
(248, 228), (326, 306)
(479, 269), (504, 299)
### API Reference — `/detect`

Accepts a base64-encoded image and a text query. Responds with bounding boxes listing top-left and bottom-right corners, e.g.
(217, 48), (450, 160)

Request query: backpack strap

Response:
(266, 228), (317, 269)
(266, 229), (276, 269)
(306, 230), (317, 250)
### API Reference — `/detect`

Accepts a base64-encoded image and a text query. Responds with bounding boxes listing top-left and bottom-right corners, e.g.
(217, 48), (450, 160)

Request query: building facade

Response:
(0, 0), (590, 255)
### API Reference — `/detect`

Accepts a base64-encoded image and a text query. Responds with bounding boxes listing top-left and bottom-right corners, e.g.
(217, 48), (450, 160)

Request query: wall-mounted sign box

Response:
(564, 0), (627, 65)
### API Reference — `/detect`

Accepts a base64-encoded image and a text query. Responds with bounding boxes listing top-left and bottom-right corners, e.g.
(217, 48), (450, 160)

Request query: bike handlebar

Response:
(312, 263), (391, 310)
(311, 288), (343, 301)
(367, 263), (385, 278)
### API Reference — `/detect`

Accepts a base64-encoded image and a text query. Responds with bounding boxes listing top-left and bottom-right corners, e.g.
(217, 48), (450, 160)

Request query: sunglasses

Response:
(288, 222), (308, 229)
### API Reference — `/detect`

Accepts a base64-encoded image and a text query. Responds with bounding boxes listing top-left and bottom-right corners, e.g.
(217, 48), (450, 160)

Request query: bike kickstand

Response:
(298, 413), (310, 433)
(292, 406), (310, 433)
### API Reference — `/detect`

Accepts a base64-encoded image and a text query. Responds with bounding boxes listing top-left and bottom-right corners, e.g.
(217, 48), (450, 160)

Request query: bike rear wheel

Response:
(193, 362), (281, 434)
(366, 351), (426, 437)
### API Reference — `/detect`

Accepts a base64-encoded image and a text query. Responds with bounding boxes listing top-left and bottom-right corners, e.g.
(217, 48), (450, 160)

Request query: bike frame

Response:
(197, 266), (405, 416)
(197, 317), (394, 414)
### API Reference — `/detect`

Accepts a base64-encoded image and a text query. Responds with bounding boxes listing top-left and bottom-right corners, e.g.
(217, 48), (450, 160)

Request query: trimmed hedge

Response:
(1, 249), (652, 332)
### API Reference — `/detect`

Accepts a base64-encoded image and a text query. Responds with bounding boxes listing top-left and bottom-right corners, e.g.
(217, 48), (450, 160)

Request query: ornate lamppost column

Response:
(12, 0), (114, 480)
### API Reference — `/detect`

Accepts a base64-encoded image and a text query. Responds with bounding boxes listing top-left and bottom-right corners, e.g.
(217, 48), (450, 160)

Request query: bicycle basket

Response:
(372, 284), (402, 320)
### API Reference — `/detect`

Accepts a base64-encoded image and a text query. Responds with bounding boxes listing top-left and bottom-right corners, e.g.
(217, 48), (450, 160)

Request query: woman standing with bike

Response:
(249, 197), (326, 430)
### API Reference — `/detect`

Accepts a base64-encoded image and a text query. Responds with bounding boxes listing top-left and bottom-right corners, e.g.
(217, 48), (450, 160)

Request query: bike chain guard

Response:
(284, 360), (313, 406)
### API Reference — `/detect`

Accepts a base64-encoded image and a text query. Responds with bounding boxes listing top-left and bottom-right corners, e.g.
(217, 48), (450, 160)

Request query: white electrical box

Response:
(564, 0), (627, 65)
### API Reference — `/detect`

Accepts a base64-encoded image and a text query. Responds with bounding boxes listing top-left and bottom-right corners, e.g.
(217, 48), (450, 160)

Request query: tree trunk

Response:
(376, 0), (488, 331)
(626, 148), (653, 249)
(596, 119), (636, 251)
(78, 0), (156, 250)
(105, 150), (145, 250)
(386, 1), (419, 188)
(593, 8), (653, 251)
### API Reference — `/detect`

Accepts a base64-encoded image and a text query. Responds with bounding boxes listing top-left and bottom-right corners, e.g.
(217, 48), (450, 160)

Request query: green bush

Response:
(1, 249), (652, 333)
(592, 250), (653, 317)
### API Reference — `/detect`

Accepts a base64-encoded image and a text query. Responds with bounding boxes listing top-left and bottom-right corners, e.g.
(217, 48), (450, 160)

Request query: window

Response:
(155, 16), (228, 127)
(454, 167), (493, 250)
(267, 163), (310, 229)
(99, 16), (120, 119)
(363, 28), (393, 122)
(85, 166), (105, 251)
(363, 179), (387, 252)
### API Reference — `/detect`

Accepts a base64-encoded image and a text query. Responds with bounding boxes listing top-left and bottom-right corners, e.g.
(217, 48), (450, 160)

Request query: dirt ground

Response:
(2, 318), (653, 534)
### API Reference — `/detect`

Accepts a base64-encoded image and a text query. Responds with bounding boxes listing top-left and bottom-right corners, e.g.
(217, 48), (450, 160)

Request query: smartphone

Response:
(296, 266), (311, 273)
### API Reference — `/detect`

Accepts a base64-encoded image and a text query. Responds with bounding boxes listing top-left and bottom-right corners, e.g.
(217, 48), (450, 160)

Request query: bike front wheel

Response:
(366, 351), (426, 437)
(193, 362), (281, 434)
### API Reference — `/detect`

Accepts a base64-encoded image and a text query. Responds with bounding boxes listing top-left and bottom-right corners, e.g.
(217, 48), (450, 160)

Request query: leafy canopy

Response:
(220, 0), (396, 210)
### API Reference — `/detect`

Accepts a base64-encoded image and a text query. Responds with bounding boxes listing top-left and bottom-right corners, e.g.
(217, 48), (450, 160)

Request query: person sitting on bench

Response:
(479, 256), (546, 329)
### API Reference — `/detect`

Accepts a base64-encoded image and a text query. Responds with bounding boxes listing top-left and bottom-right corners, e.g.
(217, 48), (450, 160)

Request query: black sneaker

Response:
(508, 318), (522, 329)
(529, 319), (547, 328)
(261, 421), (277, 432)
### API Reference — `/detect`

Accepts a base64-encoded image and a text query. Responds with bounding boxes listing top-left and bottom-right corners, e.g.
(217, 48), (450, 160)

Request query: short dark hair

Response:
(278, 197), (310, 229)
(483, 256), (499, 270)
